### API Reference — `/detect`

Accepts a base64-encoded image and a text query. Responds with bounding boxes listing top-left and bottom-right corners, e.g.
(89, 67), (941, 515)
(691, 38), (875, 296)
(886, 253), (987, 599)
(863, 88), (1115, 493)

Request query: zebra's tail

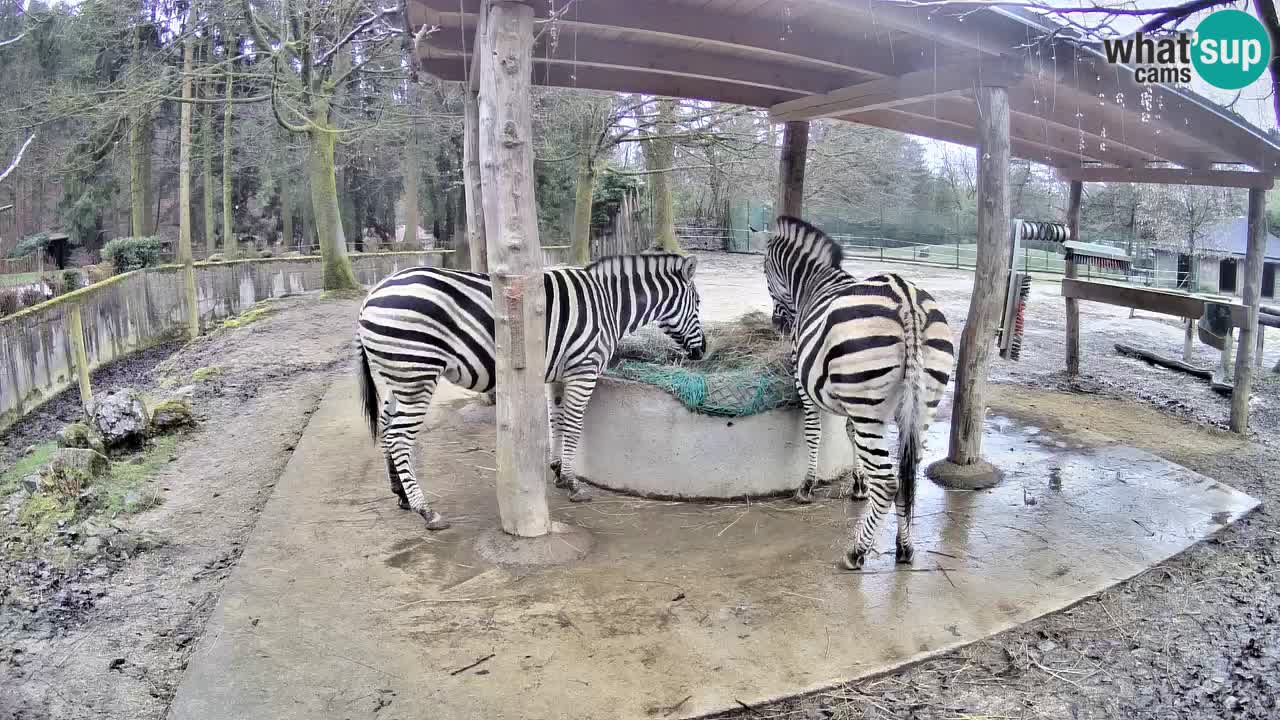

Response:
(358, 340), (380, 441)
(895, 286), (930, 525)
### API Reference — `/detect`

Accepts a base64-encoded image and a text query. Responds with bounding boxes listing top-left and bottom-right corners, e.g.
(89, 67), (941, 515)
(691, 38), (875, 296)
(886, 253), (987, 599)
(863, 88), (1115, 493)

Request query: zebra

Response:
(356, 254), (706, 529)
(764, 216), (954, 570)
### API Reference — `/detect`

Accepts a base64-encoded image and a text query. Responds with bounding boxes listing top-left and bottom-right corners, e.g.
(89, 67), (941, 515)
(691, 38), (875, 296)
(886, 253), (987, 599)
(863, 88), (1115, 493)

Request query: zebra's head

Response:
(654, 255), (706, 361)
(764, 216), (843, 336)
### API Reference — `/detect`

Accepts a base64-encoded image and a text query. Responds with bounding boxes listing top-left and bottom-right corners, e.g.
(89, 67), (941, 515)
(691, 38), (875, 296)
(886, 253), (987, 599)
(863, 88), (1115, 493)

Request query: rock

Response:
(150, 398), (195, 433)
(57, 421), (107, 454)
(206, 253), (225, 262)
(91, 388), (150, 450)
(258, 249), (274, 258)
(44, 448), (110, 496)
(81, 535), (105, 556)
(20, 474), (41, 493)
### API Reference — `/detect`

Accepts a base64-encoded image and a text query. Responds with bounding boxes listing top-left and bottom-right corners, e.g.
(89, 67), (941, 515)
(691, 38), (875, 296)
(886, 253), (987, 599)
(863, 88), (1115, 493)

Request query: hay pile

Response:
(607, 311), (800, 417)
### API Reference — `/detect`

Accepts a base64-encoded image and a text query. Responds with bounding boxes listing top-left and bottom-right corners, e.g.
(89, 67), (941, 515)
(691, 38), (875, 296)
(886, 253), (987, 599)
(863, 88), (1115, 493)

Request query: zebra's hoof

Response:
(895, 541), (915, 565)
(554, 475), (571, 489)
(792, 487), (814, 504)
(568, 487), (592, 503)
(418, 509), (451, 531)
(549, 460), (562, 478)
(397, 497), (411, 511)
(843, 548), (867, 571)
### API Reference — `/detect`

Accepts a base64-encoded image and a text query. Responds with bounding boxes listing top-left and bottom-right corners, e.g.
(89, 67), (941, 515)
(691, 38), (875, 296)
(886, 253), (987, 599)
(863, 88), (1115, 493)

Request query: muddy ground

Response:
(1, 294), (363, 720)
(1, 253), (1277, 719)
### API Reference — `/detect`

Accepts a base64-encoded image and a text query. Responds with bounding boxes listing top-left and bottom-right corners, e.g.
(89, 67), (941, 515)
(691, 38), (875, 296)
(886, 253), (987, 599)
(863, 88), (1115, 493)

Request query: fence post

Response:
(955, 236), (960, 269)
(68, 303), (93, 413)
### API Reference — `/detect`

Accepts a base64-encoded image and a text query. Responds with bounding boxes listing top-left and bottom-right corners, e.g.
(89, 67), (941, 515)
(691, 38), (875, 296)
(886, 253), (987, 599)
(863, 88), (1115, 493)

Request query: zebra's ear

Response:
(681, 254), (698, 280)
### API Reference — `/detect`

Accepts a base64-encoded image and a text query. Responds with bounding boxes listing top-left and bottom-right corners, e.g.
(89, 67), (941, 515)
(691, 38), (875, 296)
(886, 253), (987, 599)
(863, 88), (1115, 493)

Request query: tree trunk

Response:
(776, 120), (809, 218)
(222, 72), (237, 260)
(570, 111), (598, 266)
(645, 99), (679, 253)
(178, 37), (199, 338)
(463, 88), (486, 270)
(478, 0), (551, 537)
(280, 180), (292, 250)
(945, 85), (1010, 472)
(1231, 188), (1268, 432)
(202, 92), (216, 255)
(129, 110), (153, 237)
(307, 111), (359, 290)
(402, 123), (420, 249)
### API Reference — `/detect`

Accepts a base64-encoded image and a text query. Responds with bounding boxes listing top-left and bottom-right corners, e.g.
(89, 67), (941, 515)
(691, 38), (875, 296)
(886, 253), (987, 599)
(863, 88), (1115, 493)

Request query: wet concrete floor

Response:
(168, 376), (1257, 720)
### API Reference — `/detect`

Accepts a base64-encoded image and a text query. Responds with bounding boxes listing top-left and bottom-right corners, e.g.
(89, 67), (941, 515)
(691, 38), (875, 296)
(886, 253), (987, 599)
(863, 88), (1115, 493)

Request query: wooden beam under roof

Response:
(1054, 166), (1275, 189)
(769, 59), (1024, 123)
(849, 108), (1085, 168)
(422, 26), (865, 98)
(411, 0), (914, 79)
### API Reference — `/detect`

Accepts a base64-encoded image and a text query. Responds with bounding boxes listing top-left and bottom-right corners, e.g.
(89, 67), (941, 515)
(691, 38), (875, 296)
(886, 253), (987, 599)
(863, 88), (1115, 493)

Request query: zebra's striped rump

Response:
(357, 254), (705, 525)
(765, 216), (955, 570)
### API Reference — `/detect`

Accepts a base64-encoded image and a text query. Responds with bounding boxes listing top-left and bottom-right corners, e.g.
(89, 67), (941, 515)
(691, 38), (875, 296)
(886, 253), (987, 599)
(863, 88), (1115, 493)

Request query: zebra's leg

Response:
(894, 485), (914, 565)
(382, 379), (451, 531)
(843, 418), (898, 570)
(556, 374), (599, 503)
(547, 382), (565, 483)
(380, 396), (410, 510)
(840, 417), (869, 501)
(793, 392), (822, 504)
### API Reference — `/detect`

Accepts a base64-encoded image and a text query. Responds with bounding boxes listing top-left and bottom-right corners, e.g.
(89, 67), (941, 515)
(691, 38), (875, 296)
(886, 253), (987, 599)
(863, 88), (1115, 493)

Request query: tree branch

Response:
(316, 6), (401, 67)
(0, 31), (27, 49)
(0, 133), (36, 184)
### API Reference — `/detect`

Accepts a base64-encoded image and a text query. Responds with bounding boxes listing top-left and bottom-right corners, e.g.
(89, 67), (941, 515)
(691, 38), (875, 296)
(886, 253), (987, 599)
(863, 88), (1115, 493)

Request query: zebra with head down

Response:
(764, 217), (955, 570)
(356, 253), (707, 529)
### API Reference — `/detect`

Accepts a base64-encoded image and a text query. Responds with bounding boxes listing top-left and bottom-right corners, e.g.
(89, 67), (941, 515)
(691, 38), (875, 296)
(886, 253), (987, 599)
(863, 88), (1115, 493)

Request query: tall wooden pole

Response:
(934, 85), (1011, 486)
(463, 2), (489, 272)
(478, 0), (551, 537)
(1231, 187), (1267, 432)
(1064, 180), (1083, 376)
(776, 120), (809, 217)
(178, 35), (200, 339)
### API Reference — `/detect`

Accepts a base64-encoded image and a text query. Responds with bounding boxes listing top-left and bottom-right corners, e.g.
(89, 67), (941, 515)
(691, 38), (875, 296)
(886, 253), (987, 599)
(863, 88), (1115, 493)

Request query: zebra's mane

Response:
(585, 252), (688, 276)
(771, 216), (843, 270)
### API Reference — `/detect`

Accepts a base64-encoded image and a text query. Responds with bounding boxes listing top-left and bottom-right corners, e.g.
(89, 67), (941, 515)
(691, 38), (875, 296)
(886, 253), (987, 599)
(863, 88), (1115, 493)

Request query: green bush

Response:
(61, 269), (82, 292)
(101, 236), (163, 273)
(7, 233), (51, 259)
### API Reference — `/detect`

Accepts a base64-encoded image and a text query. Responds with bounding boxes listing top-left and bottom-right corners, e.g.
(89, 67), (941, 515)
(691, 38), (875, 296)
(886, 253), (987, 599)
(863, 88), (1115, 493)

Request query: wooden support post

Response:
(463, 2), (489, 273)
(930, 84), (1011, 489)
(1183, 318), (1195, 362)
(775, 120), (808, 217)
(1064, 180), (1082, 376)
(1257, 325), (1265, 370)
(67, 304), (93, 413)
(1230, 187), (1267, 433)
(478, 0), (551, 537)
(1220, 328), (1235, 382)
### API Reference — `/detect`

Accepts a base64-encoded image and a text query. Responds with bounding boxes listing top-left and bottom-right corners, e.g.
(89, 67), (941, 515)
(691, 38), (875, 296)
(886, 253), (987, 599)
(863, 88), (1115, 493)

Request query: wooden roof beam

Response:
(770, 59), (1023, 122)
(421, 26), (861, 98)
(410, 0), (914, 78)
(848, 108), (1086, 168)
(1054, 166), (1275, 189)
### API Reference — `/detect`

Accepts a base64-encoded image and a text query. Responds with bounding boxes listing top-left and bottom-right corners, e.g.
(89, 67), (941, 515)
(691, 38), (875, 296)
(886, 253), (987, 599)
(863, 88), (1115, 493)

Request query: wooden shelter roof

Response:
(408, 0), (1280, 175)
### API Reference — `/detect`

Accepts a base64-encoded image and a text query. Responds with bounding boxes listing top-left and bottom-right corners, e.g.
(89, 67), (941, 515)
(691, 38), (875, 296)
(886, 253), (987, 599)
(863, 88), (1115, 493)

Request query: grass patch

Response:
(0, 271), (41, 288)
(17, 492), (75, 540)
(221, 301), (274, 329)
(101, 435), (176, 516)
(191, 365), (223, 382)
(0, 441), (56, 496)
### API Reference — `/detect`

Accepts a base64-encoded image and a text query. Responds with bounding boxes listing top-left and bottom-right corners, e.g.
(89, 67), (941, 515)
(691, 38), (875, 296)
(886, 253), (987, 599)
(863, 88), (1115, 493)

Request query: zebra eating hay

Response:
(357, 254), (706, 529)
(764, 217), (955, 570)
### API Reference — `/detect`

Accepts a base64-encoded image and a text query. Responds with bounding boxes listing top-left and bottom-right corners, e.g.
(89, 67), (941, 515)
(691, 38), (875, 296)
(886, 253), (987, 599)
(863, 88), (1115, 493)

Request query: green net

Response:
(605, 311), (800, 418)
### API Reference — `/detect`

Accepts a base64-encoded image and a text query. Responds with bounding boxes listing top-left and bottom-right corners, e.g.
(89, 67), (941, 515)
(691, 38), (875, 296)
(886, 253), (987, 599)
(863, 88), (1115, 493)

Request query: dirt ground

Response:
(1, 294), (363, 720)
(2, 253), (1278, 720)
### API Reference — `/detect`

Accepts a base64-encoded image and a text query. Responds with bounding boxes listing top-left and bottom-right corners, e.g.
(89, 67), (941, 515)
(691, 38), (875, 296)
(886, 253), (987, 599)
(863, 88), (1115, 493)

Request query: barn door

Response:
(1177, 254), (1192, 289)
(1264, 263), (1276, 298)
(1219, 259), (1238, 294)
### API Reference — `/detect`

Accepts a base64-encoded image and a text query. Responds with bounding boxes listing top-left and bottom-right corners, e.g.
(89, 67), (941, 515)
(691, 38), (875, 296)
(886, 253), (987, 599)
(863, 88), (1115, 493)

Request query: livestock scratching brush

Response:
(998, 271), (1032, 361)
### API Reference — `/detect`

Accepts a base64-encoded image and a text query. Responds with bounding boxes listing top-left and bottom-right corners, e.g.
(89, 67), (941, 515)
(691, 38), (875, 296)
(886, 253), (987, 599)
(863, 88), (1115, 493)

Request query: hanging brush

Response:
(1000, 274), (1032, 361)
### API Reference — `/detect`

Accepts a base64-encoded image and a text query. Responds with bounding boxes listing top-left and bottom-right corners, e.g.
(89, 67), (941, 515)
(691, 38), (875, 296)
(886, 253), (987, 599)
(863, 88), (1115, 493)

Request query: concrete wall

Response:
(577, 377), (854, 499)
(0, 251), (450, 431)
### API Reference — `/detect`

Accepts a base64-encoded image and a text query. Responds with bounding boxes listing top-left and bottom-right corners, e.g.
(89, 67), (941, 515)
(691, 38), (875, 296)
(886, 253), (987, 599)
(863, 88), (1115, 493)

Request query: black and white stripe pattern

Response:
(357, 254), (706, 528)
(765, 217), (954, 570)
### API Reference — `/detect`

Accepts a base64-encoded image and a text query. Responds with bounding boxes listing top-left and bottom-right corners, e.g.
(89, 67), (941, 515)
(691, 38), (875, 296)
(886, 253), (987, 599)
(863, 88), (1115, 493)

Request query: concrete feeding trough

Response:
(576, 376), (853, 499)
